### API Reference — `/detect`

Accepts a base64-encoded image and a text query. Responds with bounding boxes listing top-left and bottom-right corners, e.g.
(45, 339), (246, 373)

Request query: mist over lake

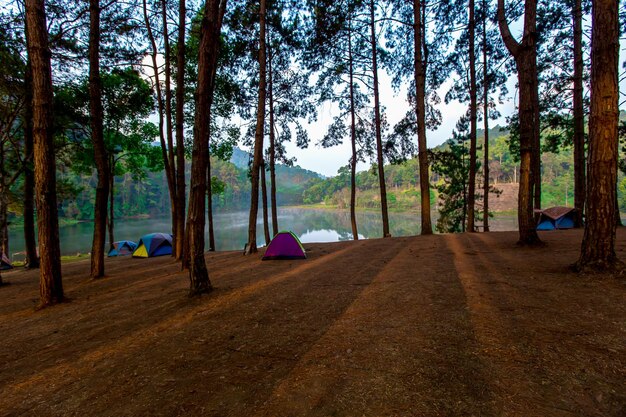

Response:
(7, 208), (519, 259)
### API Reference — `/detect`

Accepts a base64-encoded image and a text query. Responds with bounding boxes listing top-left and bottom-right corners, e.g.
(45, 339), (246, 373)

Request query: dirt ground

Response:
(0, 230), (625, 417)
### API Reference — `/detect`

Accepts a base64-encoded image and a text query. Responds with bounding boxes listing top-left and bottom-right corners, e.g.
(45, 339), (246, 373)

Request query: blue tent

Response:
(132, 233), (173, 258)
(1, 253), (12, 270)
(536, 207), (577, 230)
(108, 240), (138, 257)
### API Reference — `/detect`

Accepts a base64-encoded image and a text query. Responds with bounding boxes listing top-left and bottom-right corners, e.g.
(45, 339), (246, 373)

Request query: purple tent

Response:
(262, 231), (306, 260)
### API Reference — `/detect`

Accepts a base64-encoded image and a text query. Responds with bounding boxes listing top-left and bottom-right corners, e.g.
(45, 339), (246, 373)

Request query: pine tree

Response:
(88, 0), (111, 279)
(576, 0), (622, 271)
(25, 0), (64, 306)
(305, 0), (372, 241)
(245, 0), (267, 255)
(187, 0), (228, 294)
(497, 0), (541, 245)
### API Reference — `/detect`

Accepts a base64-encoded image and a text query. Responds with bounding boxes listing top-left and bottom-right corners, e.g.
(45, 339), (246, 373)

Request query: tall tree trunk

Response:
(616, 190), (622, 226)
(174, 0), (187, 260)
(414, 0), (432, 235)
(268, 46), (278, 237)
(572, 0), (585, 227)
(108, 160), (115, 250)
(482, 0), (490, 232)
(245, 0), (267, 255)
(207, 157), (215, 251)
(23, 56), (39, 268)
(0, 168), (7, 259)
(143, 0), (176, 245)
(261, 160), (270, 245)
(348, 25), (359, 241)
(187, 0), (227, 293)
(0, 180), (7, 284)
(532, 63), (541, 213)
(0, 186), (5, 285)
(370, 0), (390, 238)
(161, 0), (178, 256)
(467, 0), (477, 232)
(497, 0), (541, 245)
(89, 0), (110, 279)
(0, 140), (7, 259)
(576, 0), (621, 271)
(26, 0), (64, 306)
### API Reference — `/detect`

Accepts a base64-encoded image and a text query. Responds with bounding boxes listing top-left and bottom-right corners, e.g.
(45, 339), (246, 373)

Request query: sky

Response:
(259, 31), (626, 178)
(280, 71), (515, 177)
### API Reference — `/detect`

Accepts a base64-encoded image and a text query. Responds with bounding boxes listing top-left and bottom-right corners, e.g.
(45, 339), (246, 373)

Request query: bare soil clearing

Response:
(0, 230), (625, 416)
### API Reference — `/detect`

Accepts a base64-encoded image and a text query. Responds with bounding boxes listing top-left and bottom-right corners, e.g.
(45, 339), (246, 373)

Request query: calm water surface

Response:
(7, 207), (518, 258)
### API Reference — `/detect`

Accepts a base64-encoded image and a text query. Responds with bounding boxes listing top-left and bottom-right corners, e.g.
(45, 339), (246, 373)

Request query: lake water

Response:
(6, 207), (518, 259)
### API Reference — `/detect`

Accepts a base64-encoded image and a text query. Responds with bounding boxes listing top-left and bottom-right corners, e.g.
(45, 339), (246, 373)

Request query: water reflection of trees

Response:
(279, 208), (421, 240)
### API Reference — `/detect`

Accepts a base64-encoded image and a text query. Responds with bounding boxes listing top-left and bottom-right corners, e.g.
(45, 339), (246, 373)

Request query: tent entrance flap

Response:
(133, 244), (149, 258)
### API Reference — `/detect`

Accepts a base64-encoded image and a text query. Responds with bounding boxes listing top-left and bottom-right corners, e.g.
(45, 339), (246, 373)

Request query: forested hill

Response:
(6, 148), (323, 224)
(301, 122), (626, 213)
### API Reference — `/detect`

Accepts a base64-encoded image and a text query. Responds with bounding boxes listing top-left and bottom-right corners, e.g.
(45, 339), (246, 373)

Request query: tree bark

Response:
(143, 0), (176, 248)
(268, 46), (278, 237)
(89, 0), (110, 279)
(161, 0), (179, 257)
(497, 0), (541, 245)
(468, 0), (477, 232)
(572, 0), (585, 227)
(348, 25), (359, 241)
(207, 157), (215, 251)
(414, 0), (432, 235)
(0, 181), (8, 259)
(261, 160), (270, 245)
(482, 0), (490, 232)
(245, 0), (267, 255)
(26, 0), (64, 306)
(576, 0), (621, 271)
(23, 56), (39, 268)
(175, 0), (187, 260)
(108, 159), (115, 250)
(370, 0), (390, 238)
(187, 0), (227, 294)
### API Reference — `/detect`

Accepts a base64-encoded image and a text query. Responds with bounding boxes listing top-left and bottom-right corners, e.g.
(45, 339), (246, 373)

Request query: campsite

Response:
(1, 0), (626, 416)
(1, 229), (625, 416)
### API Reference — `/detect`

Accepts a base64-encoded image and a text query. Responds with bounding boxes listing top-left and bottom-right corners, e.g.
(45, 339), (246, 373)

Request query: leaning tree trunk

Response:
(26, 0), (63, 306)
(348, 26), (358, 241)
(174, 0), (187, 260)
(414, 0), (432, 235)
(576, 0), (621, 271)
(467, 0), (477, 232)
(482, 0), (490, 232)
(572, 0), (585, 227)
(23, 53), (39, 268)
(498, 0), (541, 245)
(370, 0), (390, 238)
(89, 0), (110, 279)
(187, 0), (227, 294)
(261, 160), (270, 245)
(244, 0), (267, 255)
